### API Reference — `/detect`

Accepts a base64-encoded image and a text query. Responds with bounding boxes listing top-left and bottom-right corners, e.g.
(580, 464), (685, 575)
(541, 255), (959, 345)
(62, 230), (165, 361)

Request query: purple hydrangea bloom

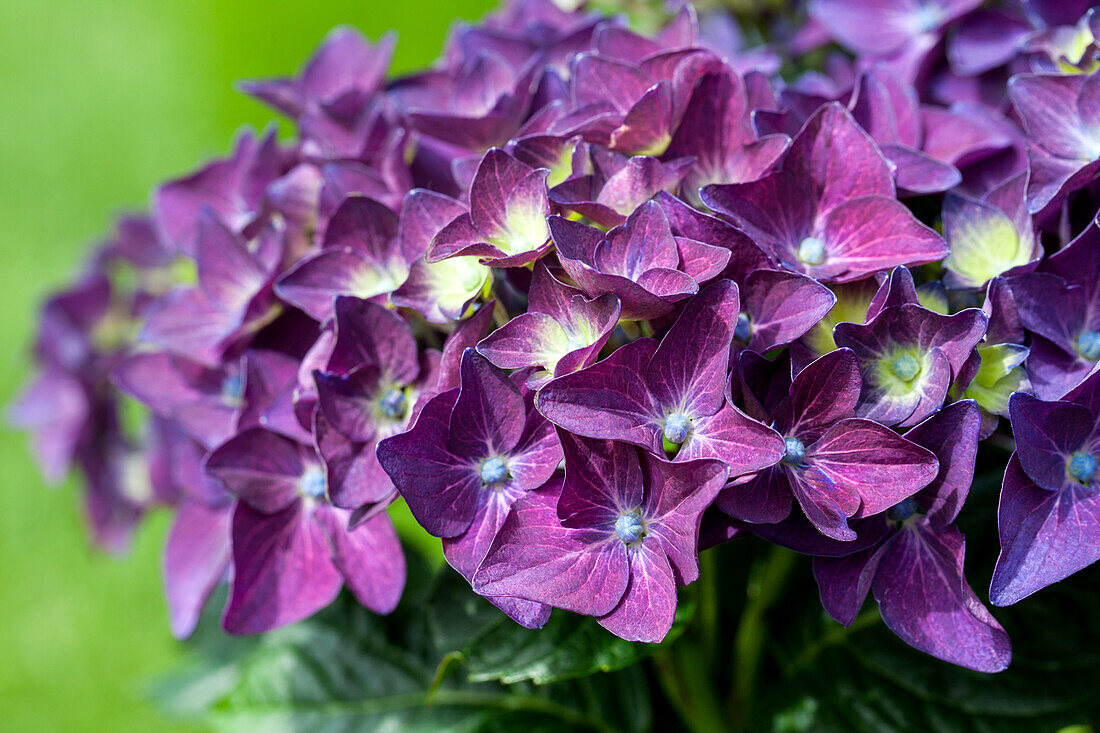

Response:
(813, 401), (1011, 672)
(376, 350), (561, 627)
(990, 373), (1100, 605)
(702, 104), (948, 283)
(726, 348), (940, 540)
(538, 280), (785, 475)
(550, 200), (729, 319)
(473, 432), (727, 642)
(808, 0), (982, 58)
(205, 427), (405, 634)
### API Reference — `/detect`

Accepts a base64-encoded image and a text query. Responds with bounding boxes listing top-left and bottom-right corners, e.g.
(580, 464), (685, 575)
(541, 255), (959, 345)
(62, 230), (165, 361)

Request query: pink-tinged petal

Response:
(506, 407), (563, 492)
(640, 452), (728, 585)
(557, 431), (644, 528)
(701, 171), (812, 265)
(594, 155), (692, 221)
(427, 213), (493, 261)
(239, 349), (301, 432)
(313, 365), (383, 444)
(655, 191), (774, 283)
(473, 482), (631, 617)
(8, 369), (90, 483)
(276, 248), (403, 323)
(1009, 74), (1098, 161)
(902, 400), (981, 527)
(610, 83), (674, 155)
(775, 348), (861, 441)
(432, 304), (496, 398)
(675, 238), (731, 284)
(391, 255), (490, 325)
(635, 268), (699, 297)
(717, 466), (793, 525)
(816, 195), (948, 283)
(1008, 392), (1093, 491)
(316, 506), (404, 614)
(741, 269), (836, 354)
(680, 404), (785, 477)
(647, 280), (739, 417)
(139, 287), (237, 366)
(477, 312), (572, 371)
(327, 297), (418, 381)
(783, 102), (896, 209)
(537, 338), (663, 452)
(991, 454), (1100, 605)
(813, 546), (883, 626)
(874, 522), (1010, 673)
(598, 542), (678, 643)
(164, 500), (232, 639)
(596, 201), (679, 277)
(469, 149), (551, 259)
(222, 501), (343, 634)
(881, 143), (961, 195)
(322, 194), (399, 255)
(195, 209), (268, 312)
(375, 389), (480, 538)
(204, 428), (313, 514)
(786, 464), (860, 542)
(809, 418), (940, 518)
(448, 350), (526, 458)
(314, 411), (392, 511)
(398, 189), (468, 261)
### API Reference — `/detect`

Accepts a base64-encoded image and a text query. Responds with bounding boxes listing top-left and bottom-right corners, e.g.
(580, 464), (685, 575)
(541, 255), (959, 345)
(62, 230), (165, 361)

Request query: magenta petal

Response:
(741, 269), (836, 353)
(874, 522), (1010, 673)
(537, 338), (663, 452)
(204, 428), (312, 514)
(473, 482), (630, 617)
(448, 350), (526, 458)
(787, 464), (859, 542)
(1008, 392), (1094, 491)
(775, 348), (861, 441)
(557, 431), (644, 528)
(164, 500), (232, 639)
(327, 297), (418, 381)
(991, 454), (1100, 606)
(316, 506), (404, 614)
(646, 279), (739, 417)
(680, 404), (785, 477)
(902, 400), (981, 527)
(717, 466), (793, 525)
(598, 541), (677, 643)
(222, 501), (343, 635)
(810, 418), (939, 518)
(813, 546), (882, 627)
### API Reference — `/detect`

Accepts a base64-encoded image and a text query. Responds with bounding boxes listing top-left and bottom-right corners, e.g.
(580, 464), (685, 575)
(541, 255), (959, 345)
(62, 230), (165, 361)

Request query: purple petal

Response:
(316, 506), (404, 614)
(813, 546), (883, 626)
(204, 428), (313, 514)
(597, 541), (677, 642)
(1008, 392), (1093, 491)
(164, 500), (232, 639)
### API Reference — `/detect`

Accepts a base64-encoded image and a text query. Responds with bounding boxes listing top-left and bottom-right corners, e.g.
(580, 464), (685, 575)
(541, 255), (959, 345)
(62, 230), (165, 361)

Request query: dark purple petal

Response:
(316, 506), (404, 614)
(1008, 392), (1094, 491)
(597, 541), (677, 643)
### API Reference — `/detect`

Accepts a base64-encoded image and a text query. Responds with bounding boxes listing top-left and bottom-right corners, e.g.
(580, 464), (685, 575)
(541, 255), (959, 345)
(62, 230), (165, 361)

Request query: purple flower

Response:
(1009, 72), (1100, 214)
(428, 149), (553, 267)
(538, 280), (785, 476)
(313, 297), (440, 514)
(702, 104), (947, 283)
(476, 261), (620, 383)
(205, 427), (405, 634)
(376, 350), (561, 627)
(275, 195), (407, 322)
(834, 273), (988, 427)
(550, 200), (729, 319)
(473, 432), (727, 642)
(809, 0), (981, 58)
(990, 373), (1100, 605)
(725, 348), (939, 540)
(1009, 222), (1100, 399)
(813, 401), (1011, 672)
(240, 27), (394, 119)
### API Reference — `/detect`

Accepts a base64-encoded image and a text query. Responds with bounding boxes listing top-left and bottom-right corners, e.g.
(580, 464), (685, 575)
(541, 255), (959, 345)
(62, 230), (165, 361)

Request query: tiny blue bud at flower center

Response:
(299, 466), (326, 500)
(1067, 451), (1098, 484)
(221, 373), (244, 404)
(380, 388), (407, 419)
(797, 237), (827, 266)
(734, 312), (752, 344)
(890, 353), (921, 382)
(615, 511), (645, 544)
(663, 413), (691, 445)
(782, 437), (806, 465)
(480, 456), (508, 485)
(886, 497), (920, 522)
(1075, 331), (1100, 361)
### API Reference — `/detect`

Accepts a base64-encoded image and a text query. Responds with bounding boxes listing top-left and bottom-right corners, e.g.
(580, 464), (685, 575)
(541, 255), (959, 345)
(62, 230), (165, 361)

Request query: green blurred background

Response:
(0, 1), (492, 729)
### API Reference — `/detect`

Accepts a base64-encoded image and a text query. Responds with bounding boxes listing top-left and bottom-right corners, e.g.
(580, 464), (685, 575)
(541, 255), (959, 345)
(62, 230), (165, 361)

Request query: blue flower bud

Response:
(1075, 331), (1100, 362)
(480, 456), (508, 485)
(887, 497), (920, 522)
(614, 511), (645, 544)
(797, 237), (826, 266)
(1067, 451), (1098, 484)
(890, 353), (921, 382)
(734, 312), (752, 344)
(380, 388), (408, 419)
(782, 436), (806, 465)
(299, 466), (327, 500)
(663, 413), (691, 445)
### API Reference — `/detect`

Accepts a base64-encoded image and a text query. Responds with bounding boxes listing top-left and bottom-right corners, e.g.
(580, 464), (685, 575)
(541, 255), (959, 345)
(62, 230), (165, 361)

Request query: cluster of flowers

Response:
(14, 0), (1100, 673)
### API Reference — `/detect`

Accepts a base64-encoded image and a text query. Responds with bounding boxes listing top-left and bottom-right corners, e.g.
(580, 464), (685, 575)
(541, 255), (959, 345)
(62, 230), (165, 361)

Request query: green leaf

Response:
(426, 567), (694, 685)
(756, 567), (1100, 733)
(158, 551), (667, 732)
